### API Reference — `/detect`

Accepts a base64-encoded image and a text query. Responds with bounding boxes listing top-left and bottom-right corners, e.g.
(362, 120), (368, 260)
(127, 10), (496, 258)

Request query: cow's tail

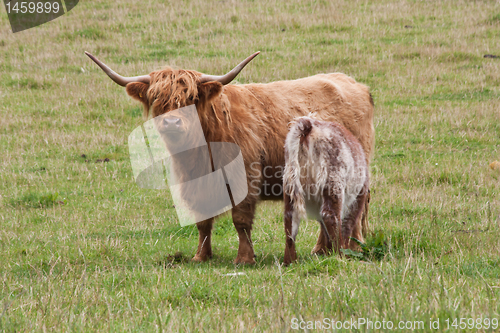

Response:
(284, 117), (312, 240)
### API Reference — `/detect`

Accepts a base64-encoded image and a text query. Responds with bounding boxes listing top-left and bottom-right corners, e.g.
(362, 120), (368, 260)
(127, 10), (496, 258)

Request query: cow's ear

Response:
(126, 82), (149, 104)
(126, 82), (150, 117)
(199, 81), (223, 102)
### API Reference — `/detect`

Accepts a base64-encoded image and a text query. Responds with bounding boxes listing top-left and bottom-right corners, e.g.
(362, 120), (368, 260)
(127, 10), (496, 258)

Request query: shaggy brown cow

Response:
(85, 51), (374, 264)
(283, 116), (369, 265)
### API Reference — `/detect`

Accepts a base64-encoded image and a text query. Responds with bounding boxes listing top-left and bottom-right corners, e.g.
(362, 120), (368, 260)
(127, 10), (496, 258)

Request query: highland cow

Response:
(283, 116), (369, 265)
(85, 51), (374, 264)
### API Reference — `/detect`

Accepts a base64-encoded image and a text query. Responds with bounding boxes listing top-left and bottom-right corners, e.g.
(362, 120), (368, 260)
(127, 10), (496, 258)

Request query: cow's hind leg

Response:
(320, 190), (342, 254)
(232, 198), (257, 264)
(343, 188), (368, 250)
(283, 193), (298, 265)
(192, 218), (214, 262)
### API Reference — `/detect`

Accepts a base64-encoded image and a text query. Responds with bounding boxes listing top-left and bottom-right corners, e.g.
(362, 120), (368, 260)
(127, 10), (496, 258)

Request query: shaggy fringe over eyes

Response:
(147, 67), (201, 117)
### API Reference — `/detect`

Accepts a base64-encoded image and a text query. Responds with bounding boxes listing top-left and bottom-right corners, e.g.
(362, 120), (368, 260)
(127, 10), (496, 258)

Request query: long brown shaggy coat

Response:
(126, 68), (374, 264)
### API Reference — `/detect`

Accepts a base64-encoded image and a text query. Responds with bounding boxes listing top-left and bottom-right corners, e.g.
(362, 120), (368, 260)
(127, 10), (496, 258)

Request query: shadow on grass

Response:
(10, 192), (64, 209)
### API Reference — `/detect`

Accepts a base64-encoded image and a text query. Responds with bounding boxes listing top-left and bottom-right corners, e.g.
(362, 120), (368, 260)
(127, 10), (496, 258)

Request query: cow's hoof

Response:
(284, 251), (297, 265)
(234, 256), (255, 265)
(192, 254), (211, 262)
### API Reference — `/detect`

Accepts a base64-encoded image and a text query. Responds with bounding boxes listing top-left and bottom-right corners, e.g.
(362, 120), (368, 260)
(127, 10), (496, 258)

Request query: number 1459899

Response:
(6, 2), (60, 14)
(445, 318), (498, 330)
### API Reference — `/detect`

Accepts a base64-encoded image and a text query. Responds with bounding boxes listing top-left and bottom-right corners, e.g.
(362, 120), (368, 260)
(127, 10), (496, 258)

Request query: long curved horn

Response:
(85, 51), (151, 87)
(199, 51), (260, 85)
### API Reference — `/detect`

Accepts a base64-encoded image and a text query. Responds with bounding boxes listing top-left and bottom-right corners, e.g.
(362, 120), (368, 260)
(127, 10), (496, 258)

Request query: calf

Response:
(283, 116), (369, 265)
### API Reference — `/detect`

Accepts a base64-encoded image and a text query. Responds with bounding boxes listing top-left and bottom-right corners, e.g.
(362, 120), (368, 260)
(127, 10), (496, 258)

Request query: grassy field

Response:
(1, 0), (500, 331)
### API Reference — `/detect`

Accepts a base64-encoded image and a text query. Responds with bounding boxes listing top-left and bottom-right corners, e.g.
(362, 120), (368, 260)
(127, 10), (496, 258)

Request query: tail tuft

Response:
(284, 117), (314, 222)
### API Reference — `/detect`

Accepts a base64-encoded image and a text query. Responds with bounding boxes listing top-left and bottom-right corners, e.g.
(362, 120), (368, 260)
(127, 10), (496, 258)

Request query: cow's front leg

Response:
(360, 189), (371, 239)
(232, 199), (257, 264)
(343, 186), (368, 250)
(192, 218), (214, 262)
(311, 228), (329, 255)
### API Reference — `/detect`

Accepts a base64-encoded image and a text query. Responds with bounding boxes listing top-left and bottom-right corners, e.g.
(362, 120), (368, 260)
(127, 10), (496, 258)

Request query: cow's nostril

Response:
(163, 117), (182, 130)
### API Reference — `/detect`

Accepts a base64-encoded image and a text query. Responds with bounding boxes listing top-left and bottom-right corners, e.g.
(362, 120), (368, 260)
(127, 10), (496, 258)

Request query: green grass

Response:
(1, 0), (500, 331)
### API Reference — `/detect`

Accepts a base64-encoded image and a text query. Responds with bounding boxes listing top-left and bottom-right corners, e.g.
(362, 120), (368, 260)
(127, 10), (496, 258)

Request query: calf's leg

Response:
(283, 193), (297, 265)
(192, 218), (214, 262)
(320, 190), (343, 254)
(311, 189), (330, 255)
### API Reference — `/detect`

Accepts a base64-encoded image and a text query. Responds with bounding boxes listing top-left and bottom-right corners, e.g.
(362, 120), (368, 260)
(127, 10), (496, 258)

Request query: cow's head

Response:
(84, 51), (259, 120)
(153, 105), (204, 152)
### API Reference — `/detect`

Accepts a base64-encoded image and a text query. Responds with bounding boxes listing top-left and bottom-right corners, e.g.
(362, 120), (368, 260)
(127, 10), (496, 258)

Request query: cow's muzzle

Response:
(162, 117), (183, 133)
